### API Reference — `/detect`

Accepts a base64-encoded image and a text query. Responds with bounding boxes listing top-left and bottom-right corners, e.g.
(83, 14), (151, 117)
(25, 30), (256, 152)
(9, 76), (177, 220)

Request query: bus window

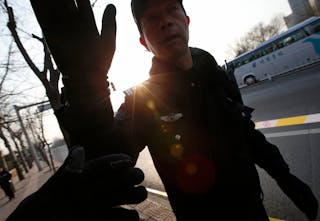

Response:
(304, 21), (320, 34)
(281, 36), (294, 46)
(292, 30), (307, 41)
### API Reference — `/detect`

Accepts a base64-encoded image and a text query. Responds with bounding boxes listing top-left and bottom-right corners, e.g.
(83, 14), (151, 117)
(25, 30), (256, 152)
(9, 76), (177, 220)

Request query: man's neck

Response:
(150, 49), (193, 75)
(174, 48), (193, 70)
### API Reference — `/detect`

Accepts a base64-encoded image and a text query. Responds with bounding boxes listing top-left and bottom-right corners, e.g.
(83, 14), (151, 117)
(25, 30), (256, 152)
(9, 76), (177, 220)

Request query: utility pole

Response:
(14, 102), (49, 172)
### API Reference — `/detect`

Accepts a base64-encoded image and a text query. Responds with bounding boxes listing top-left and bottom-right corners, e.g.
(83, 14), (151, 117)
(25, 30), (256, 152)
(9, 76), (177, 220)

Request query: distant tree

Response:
(228, 14), (286, 59)
(5, 125), (30, 173)
(2, 1), (105, 150)
(0, 41), (26, 180)
(3, 0), (71, 147)
(34, 105), (57, 172)
(0, 124), (25, 180)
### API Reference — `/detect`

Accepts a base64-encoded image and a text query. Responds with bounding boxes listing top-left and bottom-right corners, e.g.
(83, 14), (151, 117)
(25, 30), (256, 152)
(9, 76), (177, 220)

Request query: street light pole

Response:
(14, 105), (43, 171)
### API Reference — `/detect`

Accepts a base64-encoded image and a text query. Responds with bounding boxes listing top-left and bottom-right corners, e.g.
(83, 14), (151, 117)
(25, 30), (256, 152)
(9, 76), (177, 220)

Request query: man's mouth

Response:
(163, 34), (180, 43)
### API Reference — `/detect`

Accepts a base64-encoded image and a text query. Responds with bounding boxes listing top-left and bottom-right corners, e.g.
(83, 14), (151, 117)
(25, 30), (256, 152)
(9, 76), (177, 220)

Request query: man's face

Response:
(138, 0), (190, 61)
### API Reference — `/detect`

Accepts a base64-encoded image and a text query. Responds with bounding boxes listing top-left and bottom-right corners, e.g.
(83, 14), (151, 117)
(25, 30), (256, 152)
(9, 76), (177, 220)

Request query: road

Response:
(241, 62), (320, 221)
(136, 62), (320, 221)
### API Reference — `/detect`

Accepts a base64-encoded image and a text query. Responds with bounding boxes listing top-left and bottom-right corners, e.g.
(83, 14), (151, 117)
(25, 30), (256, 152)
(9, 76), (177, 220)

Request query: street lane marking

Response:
(269, 218), (285, 221)
(146, 187), (168, 197)
(255, 113), (320, 129)
(276, 115), (306, 127)
(264, 128), (320, 138)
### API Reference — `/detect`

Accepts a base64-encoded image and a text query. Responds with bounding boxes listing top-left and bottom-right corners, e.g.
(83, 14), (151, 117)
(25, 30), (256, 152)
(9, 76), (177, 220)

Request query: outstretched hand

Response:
(30, 0), (116, 80)
(30, 0), (119, 156)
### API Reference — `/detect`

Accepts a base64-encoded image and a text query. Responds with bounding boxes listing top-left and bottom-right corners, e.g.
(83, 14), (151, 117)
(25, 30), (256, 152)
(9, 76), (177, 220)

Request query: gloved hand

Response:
(30, 0), (119, 158)
(276, 173), (318, 220)
(7, 146), (148, 221)
(30, 0), (115, 85)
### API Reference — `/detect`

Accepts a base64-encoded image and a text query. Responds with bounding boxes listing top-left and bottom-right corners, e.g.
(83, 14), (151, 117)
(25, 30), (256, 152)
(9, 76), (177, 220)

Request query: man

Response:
(115, 0), (318, 220)
(7, 0), (318, 220)
(0, 167), (15, 201)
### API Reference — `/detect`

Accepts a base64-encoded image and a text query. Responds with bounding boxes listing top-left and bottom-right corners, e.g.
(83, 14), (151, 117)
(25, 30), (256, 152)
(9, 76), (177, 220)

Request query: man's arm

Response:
(244, 117), (318, 220)
(216, 64), (318, 220)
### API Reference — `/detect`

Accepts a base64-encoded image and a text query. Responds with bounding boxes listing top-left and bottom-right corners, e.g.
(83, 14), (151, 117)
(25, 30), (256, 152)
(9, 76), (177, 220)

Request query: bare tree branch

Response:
(229, 14), (286, 58)
(3, 1), (70, 146)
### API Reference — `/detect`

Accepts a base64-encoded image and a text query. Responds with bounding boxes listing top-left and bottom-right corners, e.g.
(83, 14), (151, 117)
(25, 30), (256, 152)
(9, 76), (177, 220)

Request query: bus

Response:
(225, 16), (320, 87)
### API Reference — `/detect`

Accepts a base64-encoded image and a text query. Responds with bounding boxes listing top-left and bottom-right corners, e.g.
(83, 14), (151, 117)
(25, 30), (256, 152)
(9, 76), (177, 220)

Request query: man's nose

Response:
(159, 16), (173, 30)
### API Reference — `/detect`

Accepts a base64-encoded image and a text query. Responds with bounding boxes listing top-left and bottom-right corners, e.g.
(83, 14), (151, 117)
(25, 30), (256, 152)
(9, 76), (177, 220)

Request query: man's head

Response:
(131, 0), (186, 33)
(130, 0), (190, 63)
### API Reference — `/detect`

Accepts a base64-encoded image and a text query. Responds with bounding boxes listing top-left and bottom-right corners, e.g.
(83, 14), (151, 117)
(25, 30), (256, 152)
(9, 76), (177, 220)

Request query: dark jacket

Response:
(0, 169), (14, 199)
(0, 169), (11, 183)
(115, 47), (289, 220)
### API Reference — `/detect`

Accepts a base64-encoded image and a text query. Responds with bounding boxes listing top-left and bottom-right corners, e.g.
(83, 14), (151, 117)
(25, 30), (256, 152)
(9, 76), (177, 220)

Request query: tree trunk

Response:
(0, 127), (24, 180)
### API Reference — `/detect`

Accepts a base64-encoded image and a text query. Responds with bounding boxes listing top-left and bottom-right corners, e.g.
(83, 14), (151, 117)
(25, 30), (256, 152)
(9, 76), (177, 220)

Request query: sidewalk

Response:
(0, 164), (176, 221)
(126, 190), (176, 221)
(0, 165), (54, 221)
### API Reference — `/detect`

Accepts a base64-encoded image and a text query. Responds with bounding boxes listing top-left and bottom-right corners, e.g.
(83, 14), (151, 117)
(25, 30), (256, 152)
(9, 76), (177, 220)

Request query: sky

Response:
(0, 0), (292, 151)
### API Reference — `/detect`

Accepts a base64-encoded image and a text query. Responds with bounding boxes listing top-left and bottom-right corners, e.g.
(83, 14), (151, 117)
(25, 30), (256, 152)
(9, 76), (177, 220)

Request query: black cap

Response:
(131, 0), (183, 24)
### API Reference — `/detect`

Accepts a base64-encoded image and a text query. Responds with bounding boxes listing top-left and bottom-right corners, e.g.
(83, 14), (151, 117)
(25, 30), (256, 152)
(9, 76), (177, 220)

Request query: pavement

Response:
(0, 163), (176, 221)
(0, 164), (54, 221)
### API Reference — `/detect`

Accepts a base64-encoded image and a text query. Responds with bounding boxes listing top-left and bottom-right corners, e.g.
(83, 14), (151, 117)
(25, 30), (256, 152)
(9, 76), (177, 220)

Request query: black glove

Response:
(7, 146), (148, 221)
(30, 0), (115, 85)
(276, 173), (318, 220)
(30, 0), (118, 158)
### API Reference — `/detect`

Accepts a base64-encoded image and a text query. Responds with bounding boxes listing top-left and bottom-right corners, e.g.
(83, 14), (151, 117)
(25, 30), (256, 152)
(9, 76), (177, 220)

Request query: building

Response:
(285, 0), (320, 27)
(310, 0), (320, 15)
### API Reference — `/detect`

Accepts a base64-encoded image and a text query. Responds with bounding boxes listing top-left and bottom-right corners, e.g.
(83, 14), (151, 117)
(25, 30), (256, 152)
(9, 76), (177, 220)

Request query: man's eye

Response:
(149, 15), (157, 21)
(169, 6), (179, 11)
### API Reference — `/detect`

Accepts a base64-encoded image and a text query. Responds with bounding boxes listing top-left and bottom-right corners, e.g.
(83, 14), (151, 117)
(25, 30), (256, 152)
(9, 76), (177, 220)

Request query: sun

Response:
(108, 45), (152, 111)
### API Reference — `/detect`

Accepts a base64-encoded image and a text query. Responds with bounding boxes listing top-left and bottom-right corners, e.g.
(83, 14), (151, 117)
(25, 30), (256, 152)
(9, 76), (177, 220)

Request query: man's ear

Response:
(186, 16), (190, 26)
(139, 37), (149, 51)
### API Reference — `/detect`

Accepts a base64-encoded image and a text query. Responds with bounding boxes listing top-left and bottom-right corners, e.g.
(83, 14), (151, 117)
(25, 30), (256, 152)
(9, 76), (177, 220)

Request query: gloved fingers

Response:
(30, 0), (79, 75)
(76, 0), (98, 34)
(119, 167), (145, 186)
(107, 207), (140, 221)
(84, 153), (134, 174)
(101, 4), (116, 44)
(100, 4), (116, 70)
(108, 186), (148, 206)
(39, 147), (85, 190)
(59, 0), (78, 17)
(93, 167), (145, 190)
(30, 0), (76, 33)
(64, 145), (85, 173)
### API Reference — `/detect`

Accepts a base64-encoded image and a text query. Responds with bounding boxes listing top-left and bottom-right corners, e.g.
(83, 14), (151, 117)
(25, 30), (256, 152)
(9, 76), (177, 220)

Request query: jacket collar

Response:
(149, 47), (217, 77)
